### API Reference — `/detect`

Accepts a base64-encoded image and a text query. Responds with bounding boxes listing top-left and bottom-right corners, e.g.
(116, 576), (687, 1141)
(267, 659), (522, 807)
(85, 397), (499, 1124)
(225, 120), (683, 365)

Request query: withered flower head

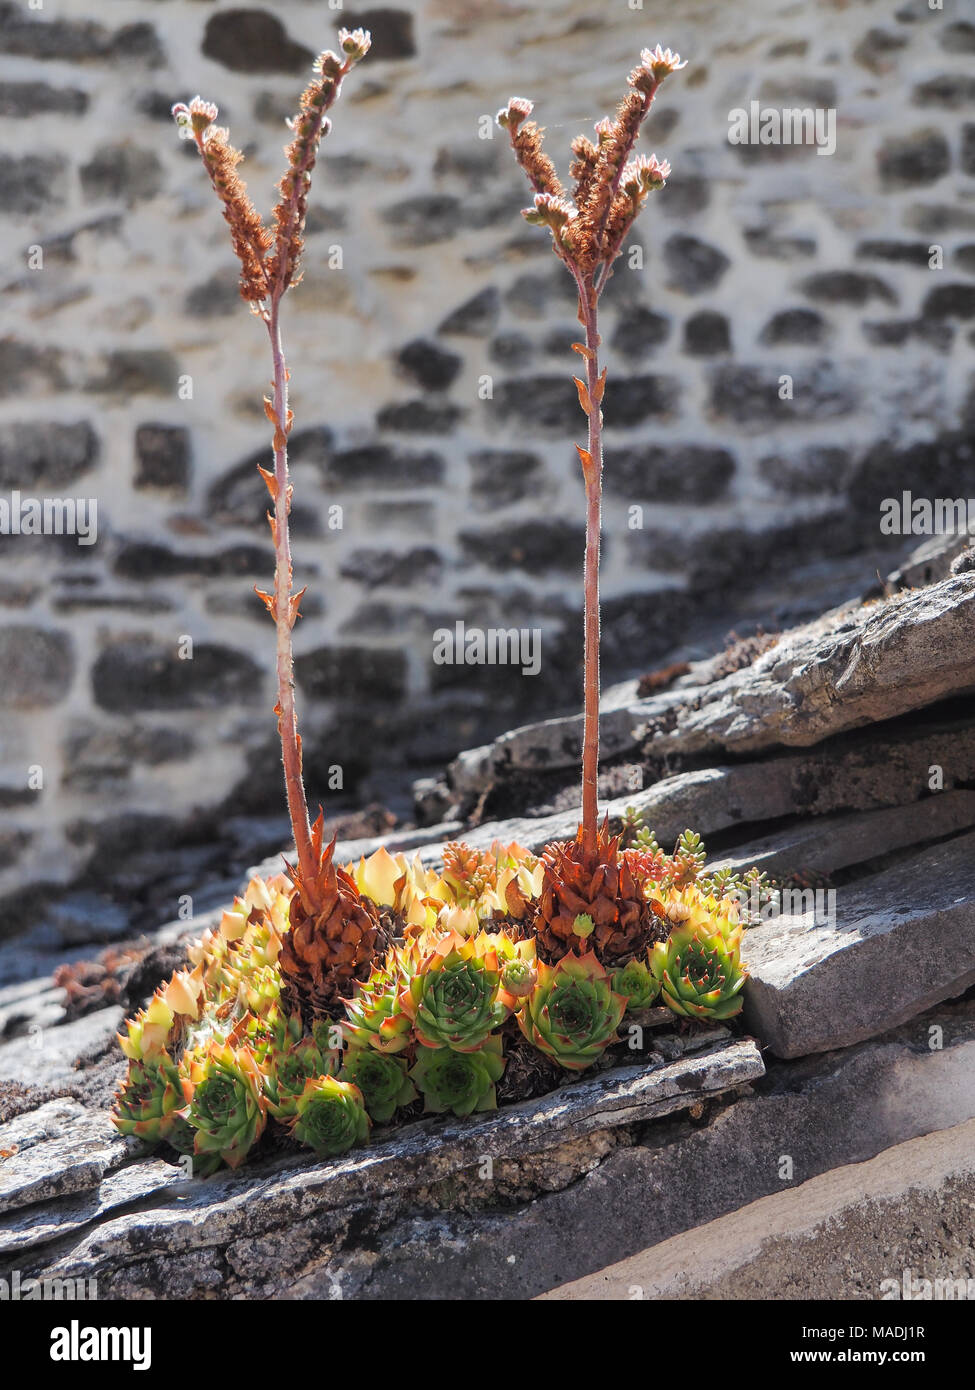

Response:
(338, 27), (372, 61)
(496, 97), (534, 131)
(501, 45), (684, 282)
(172, 96), (219, 139)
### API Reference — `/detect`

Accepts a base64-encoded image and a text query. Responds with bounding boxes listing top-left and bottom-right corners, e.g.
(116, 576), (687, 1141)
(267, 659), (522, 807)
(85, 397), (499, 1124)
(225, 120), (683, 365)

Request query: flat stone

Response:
(0, 1008), (124, 1090)
(0, 1098), (125, 1215)
(202, 9), (312, 73)
(10, 1039), (762, 1288)
(711, 791), (975, 879)
(545, 1116), (975, 1300)
(0, 420), (98, 489)
(743, 831), (975, 1058)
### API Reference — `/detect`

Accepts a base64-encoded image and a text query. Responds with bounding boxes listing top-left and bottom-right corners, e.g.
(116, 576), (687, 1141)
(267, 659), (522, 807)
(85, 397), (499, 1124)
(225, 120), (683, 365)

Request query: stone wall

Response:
(1, 0), (974, 910)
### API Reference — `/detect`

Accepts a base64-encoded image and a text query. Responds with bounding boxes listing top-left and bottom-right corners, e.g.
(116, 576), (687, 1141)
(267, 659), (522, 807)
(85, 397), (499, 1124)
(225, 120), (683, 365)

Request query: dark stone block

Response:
(760, 76), (837, 106)
(710, 362), (858, 423)
(0, 420), (98, 488)
(760, 307), (829, 346)
(861, 319), (954, 351)
(338, 601), (423, 637)
(603, 374), (679, 425)
(853, 28), (908, 71)
(202, 9), (312, 73)
(208, 427), (332, 526)
(964, 126), (975, 178)
(664, 234), (730, 292)
(114, 541), (273, 582)
(85, 350), (178, 396)
(799, 270), (897, 306)
(940, 22), (975, 52)
(957, 245), (975, 276)
(505, 272), (555, 318)
(62, 722), (195, 790)
(459, 521), (587, 575)
(92, 638), (263, 712)
(542, 326), (581, 358)
(744, 229), (817, 260)
(657, 171), (710, 218)
(683, 310), (731, 355)
(907, 201), (975, 234)
(602, 443), (735, 502)
(913, 74), (975, 108)
(922, 284), (975, 319)
(295, 645), (408, 702)
(434, 142), (503, 187)
(376, 399), (463, 433)
(184, 268), (240, 318)
(468, 449), (543, 507)
(0, 81), (88, 117)
(848, 433), (975, 523)
(339, 546), (442, 588)
(134, 424), (190, 491)
(610, 305), (670, 358)
(80, 144), (164, 205)
(383, 194), (463, 245)
(0, 153), (67, 214)
(337, 9), (415, 60)
(0, 339), (65, 396)
(489, 333), (533, 367)
(438, 286), (499, 336)
(855, 239), (935, 266)
(326, 443), (444, 489)
(877, 128), (950, 184)
(0, 4), (163, 63)
(758, 447), (851, 496)
(493, 376), (577, 429)
(0, 626), (74, 708)
(395, 338), (462, 391)
(600, 590), (697, 674)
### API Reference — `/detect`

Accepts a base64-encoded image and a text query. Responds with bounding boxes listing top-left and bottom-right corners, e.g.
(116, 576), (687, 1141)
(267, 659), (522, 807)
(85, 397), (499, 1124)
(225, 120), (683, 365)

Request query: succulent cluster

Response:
(113, 826), (751, 1173)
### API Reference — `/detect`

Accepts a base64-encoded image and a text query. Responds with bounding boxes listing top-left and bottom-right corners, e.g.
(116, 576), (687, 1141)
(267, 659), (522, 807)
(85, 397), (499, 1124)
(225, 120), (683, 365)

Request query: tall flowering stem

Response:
(172, 28), (372, 894)
(499, 45), (685, 854)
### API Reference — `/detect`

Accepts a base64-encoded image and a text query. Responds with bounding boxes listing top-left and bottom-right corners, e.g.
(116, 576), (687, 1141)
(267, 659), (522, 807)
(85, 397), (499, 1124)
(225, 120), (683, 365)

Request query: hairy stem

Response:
(579, 274), (603, 853)
(267, 302), (316, 884)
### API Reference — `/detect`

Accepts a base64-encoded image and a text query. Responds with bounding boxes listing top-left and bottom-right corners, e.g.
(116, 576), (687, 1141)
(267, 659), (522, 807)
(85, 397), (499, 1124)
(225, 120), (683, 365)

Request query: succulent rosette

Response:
(264, 1035), (337, 1120)
(402, 931), (509, 1050)
(290, 1075), (371, 1156)
(517, 952), (626, 1071)
(181, 1040), (268, 1170)
(410, 1035), (505, 1116)
(112, 1055), (184, 1145)
(341, 1047), (417, 1123)
(611, 956), (660, 1010)
(650, 915), (747, 1021)
(342, 941), (419, 1054)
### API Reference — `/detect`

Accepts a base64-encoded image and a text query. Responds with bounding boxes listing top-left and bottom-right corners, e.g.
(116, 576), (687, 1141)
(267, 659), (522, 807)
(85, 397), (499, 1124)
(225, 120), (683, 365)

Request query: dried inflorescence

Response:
(498, 44), (684, 282)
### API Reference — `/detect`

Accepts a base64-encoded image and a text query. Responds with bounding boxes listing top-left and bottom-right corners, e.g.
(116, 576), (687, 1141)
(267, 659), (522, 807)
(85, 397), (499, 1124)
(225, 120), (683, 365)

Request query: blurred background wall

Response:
(1, 0), (974, 927)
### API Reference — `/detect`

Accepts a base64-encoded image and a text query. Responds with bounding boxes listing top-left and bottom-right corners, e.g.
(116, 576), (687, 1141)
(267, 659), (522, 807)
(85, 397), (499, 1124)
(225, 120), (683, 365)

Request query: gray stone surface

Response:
(544, 1115), (975, 1300)
(743, 832), (975, 1058)
(0, 1037), (762, 1293)
(0, 1006), (123, 1088)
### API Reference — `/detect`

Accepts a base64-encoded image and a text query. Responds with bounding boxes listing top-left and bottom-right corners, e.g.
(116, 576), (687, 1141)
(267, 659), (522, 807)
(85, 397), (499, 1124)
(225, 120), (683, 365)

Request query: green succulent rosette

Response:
(517, 952), (625, 1072)
(342, 948), (416, 1055)
(650, 919), (747, 1020)
(290, 1075), (371, 1157)
(341, 1046), (417, 1123)
(264, 1036), (337, 1120)
(112, 1054), (183, 1145)
(611, 956), (661, 1011)
(410, 1035), (505, 1117)
(181, 1040), (268, 1170)
(402, 937), (509, 1051)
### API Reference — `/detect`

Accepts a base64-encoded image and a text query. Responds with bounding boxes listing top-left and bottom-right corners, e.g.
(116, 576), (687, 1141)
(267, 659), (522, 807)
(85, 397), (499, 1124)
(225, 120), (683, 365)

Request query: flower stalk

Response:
(499, 45), (684, 854)
(172, 29), (372, 894)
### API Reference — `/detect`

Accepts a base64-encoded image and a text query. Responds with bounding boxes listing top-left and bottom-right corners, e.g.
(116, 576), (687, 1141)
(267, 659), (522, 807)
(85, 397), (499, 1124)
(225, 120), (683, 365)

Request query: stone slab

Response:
(743, 831), (975, 1058)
